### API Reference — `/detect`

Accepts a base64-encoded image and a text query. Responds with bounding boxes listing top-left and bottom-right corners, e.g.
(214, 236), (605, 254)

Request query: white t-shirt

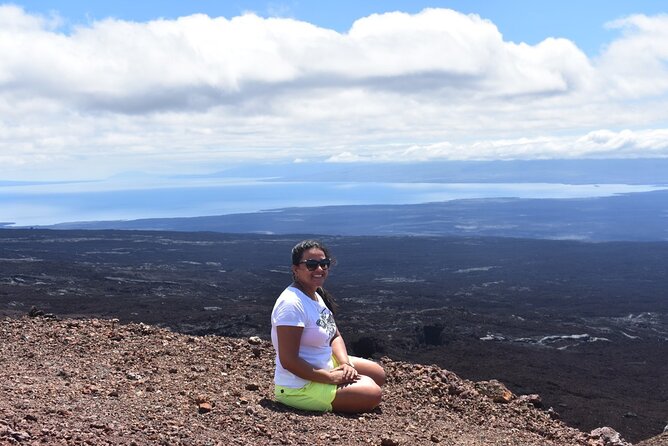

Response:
(271, 286), (338, 388)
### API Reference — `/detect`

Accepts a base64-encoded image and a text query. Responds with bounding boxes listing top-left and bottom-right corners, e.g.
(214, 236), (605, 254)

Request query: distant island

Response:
(26, 188), (668, 242)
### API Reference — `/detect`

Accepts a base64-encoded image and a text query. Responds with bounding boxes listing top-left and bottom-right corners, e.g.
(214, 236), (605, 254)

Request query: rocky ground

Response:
(2, 315), (659, 446)
(2, 230), (667, 443)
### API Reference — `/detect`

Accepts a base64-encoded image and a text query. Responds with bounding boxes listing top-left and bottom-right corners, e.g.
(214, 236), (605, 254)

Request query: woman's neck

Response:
(292, 281), (317, 300)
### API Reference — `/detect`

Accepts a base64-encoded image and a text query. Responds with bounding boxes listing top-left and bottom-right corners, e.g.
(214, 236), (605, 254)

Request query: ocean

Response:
(1, 179), (666, 227)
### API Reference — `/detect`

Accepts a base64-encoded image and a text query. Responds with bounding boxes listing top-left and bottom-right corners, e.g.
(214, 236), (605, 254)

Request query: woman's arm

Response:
(330, 329), (352, 367)
(331, 330), (358, 382)
(332, 329), (386, 387)
(276, 326), (353, 385)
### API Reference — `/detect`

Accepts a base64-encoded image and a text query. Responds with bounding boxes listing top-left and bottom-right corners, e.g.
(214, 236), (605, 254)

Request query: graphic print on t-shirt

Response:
(316, 308), (337, 341)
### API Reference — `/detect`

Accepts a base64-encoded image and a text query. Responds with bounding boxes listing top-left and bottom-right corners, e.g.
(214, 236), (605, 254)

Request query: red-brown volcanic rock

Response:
(0, 316), (635, 446)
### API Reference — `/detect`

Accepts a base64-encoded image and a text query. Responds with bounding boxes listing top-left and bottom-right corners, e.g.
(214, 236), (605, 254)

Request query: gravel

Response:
(0, 316), (641, 445)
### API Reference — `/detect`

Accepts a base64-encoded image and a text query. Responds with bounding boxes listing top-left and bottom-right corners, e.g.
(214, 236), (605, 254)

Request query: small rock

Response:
(8, 429), (31, 442)
(28, 306), (44, 317)
(588, 426), (631, 446)
(622, 412), (637, 418)
(126, 371), (142, 381)
(195, 395), (209, 404)
(198, 402), (212, 414)
(82, 384), (100, 394)
(430, 433), (441, 443)
(517, 394), (542, 408)
(447, 383), (464, 395)
(248, 336), (262, 345)
(381, 437), (399, 446)
(547, 407), (560, 420)
(459, 389), (478, 399)
(24, 414), (38, 422)
(245, 383), (260, 391)
(475, 379), (515, 403)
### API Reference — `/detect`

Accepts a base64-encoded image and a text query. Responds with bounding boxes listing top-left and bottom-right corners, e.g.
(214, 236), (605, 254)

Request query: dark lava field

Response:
(1, 229), (666, 443)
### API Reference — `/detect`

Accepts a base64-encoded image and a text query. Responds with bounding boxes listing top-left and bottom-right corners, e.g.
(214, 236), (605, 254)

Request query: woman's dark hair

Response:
(291, 239), (338, 314)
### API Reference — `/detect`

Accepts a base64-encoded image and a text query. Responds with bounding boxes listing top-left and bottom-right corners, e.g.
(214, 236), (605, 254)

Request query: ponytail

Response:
(317, 286), (338, 315)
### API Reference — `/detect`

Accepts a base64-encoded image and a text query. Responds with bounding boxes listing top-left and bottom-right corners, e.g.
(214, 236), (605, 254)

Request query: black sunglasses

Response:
(299, 258), (332, 271)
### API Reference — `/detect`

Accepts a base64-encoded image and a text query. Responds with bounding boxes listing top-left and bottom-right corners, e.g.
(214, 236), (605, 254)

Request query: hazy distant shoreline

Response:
(7, 188), (666, 242)
(2, 181), (667, 228)
(5, 158), (668, 231)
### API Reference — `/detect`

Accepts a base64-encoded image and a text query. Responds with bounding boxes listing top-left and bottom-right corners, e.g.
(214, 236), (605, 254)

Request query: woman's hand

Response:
(329, 363), (359, 385)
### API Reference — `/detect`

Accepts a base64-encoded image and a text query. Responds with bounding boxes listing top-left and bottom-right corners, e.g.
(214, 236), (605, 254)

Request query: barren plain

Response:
(1, 229), (666, 443)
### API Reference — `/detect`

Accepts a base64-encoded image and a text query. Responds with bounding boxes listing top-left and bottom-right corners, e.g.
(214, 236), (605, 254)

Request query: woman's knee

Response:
(351, 357), (386, 387)
(356, 376), (382, 407)
(369, 382), (382, 406)
(371, 364), (386, 387)
(332, 377), (382, 412)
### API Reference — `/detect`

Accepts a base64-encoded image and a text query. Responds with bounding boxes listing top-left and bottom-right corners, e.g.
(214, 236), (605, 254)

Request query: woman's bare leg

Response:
(330, 375), (381, 413)
(349, 356), (386, 387)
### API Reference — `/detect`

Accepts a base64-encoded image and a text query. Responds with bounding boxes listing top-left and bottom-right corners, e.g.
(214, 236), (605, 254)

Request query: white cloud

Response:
(575, 129), (668, 155)
(1, 5), (668, 180)
(598, 14), (668, 97)
(325, 129), (668, 162)
(326, 151), (366, 162)
(0, 6), (593, 109)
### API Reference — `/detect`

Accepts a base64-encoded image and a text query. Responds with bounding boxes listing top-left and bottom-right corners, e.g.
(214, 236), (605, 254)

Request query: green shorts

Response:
(275, 380), (337, 412)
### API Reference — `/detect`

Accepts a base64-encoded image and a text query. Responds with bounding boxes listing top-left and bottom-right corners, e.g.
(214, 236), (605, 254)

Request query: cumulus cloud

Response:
(0, 5), (668, 180)
(598, 14), (668, 97)
(0, 6), (593, 110)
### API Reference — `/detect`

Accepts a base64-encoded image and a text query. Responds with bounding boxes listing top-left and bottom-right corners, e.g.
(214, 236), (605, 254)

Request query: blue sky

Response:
(1, 0), (668, 183)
